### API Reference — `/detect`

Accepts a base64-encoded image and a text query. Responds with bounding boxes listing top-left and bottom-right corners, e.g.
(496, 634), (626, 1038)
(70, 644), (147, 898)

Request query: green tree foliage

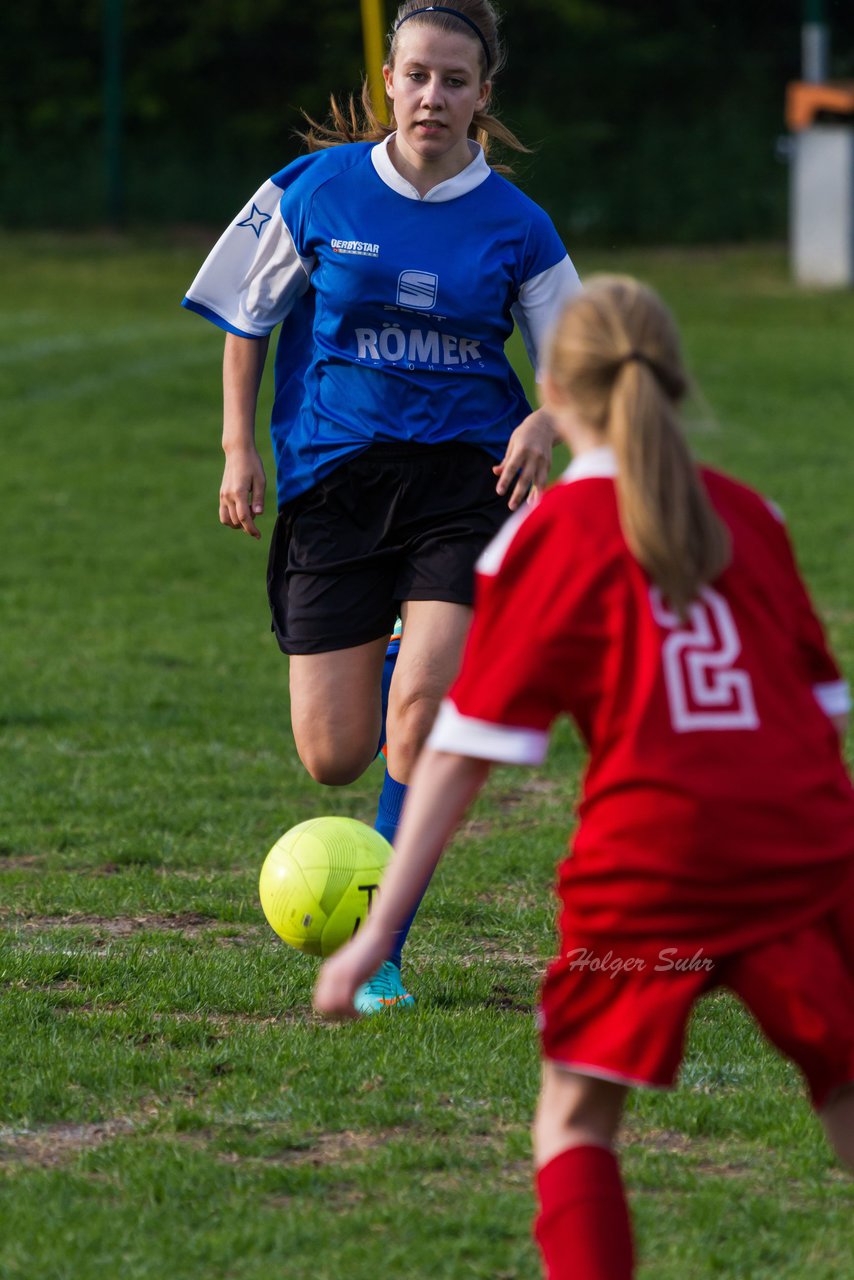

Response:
(504, 0), (813, 242)
(2, 0), (853, 241)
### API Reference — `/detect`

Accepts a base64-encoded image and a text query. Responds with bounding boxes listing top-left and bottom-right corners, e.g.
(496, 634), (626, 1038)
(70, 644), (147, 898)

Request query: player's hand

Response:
(220, 447), (266, 539)
(313, 931), (390, 1021)
(493, 409), (555, 510)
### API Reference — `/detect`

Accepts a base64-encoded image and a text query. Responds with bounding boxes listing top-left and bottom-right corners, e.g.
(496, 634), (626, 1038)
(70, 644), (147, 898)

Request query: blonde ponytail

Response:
(548, 277), (730, 615)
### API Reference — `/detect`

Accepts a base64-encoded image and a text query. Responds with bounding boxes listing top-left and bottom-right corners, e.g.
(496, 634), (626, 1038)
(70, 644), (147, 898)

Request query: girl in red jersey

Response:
(313, 276), (854, 1278)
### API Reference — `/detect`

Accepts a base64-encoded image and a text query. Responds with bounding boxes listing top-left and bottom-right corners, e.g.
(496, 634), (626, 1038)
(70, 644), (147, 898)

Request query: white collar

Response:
(370, 133), (491, 202)
(561, 446), (618, 483)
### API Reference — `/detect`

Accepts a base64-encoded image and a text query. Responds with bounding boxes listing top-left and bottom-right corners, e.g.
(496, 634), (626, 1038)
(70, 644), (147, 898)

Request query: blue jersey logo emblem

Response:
(237, 203), (272, 239)
(397, 270), (438, 311)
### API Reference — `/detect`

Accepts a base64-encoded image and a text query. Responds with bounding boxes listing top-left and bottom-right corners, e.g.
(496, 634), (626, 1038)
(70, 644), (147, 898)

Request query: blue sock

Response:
(374, 769), (424, 969)
(374, 769), (407, 845)
(388, 896), (425, 971)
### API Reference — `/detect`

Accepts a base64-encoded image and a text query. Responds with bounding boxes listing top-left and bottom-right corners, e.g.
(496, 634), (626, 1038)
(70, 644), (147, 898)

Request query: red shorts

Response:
(538, 896), (854, 1110)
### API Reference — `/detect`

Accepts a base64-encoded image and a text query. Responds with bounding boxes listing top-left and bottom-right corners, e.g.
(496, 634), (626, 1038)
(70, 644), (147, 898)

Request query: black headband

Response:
(395, 6), (492, 72)
(619, 350), (685, 399)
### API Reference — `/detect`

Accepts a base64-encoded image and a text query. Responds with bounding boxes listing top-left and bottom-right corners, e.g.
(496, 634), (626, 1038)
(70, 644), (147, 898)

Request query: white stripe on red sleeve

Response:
(813, 680), (852, 717)
(427, 699), (549, 765)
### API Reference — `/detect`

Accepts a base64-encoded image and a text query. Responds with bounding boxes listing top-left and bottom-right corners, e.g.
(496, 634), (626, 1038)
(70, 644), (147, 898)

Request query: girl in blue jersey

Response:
(183, 0), (580, 1011)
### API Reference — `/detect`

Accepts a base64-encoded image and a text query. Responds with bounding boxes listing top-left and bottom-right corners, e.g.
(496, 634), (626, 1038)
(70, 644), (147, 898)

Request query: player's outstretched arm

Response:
(220, 333), (270, 539)
(493, 407), (557, 510)
(313, 749), (491, 1019)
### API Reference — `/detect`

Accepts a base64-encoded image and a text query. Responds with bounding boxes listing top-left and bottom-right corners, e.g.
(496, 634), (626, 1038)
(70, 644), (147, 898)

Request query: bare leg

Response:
(289, 637), (388, 785)
(366, 600), (473, 977)
(385, 599), (472, 784)
(534, 1062), (627, 1167)
(288, 599), (471, 787)
(821, 1082), (854, 1171)
(533, 1064), (633, 1280)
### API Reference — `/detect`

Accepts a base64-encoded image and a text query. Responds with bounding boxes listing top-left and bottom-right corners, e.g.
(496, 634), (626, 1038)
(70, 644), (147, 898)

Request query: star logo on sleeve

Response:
(236, 204), (272, 238)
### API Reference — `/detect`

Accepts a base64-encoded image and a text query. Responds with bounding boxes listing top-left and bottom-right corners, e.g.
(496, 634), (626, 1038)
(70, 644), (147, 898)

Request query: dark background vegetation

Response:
(3, 1), (854, 243)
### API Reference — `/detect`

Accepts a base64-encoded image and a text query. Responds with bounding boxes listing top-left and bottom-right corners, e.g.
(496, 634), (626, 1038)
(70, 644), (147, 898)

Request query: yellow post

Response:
(361, 0), (389, 123)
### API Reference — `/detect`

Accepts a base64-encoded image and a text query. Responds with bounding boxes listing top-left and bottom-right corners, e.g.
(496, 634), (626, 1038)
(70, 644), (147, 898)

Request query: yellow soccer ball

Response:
(259, 817), (391, 957)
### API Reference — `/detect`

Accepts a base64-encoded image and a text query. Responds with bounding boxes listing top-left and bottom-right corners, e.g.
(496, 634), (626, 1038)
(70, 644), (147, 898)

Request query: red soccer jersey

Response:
(428, 447), (854, 957)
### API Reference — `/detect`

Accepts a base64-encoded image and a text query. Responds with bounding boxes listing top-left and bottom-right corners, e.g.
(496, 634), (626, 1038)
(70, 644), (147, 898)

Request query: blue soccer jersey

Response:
(183, 136), (580, 507)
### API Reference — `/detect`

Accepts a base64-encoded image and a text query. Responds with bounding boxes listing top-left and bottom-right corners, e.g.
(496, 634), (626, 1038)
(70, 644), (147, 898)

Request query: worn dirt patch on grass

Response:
(11, 994), (308, 1028)
(0, 1119), (136, 1168)
(458, 816), (498, 838)
(458, 777), (568, 840)
(8, 912), (265, 944)
(137, 1010), (308, 1034)
(693, 1159), (754, 1178)
(460, 939), (546, 976)
(178, 1126), (410, 1168)
(621, 1127), (762, 1180)
(184, 1125), (530, 1178)
(626, 1128), (695, 1155)
(155, 1010), (292, 1028)
(90, 864), (244, 878)
(17, 911), (213, 935)
(495, 777), (568, 808)
(0, 853), (45, 869)
(482, 985), (535, 1014)
(627, 1131), (846, 1185)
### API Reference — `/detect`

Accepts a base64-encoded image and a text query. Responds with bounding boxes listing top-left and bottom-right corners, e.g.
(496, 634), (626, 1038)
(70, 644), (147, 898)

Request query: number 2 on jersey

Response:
(649, 587), (759, 732)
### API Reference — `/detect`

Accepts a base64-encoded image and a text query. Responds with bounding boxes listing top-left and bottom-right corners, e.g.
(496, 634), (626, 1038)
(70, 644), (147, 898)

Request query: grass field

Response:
(1, 235), (853, 1278)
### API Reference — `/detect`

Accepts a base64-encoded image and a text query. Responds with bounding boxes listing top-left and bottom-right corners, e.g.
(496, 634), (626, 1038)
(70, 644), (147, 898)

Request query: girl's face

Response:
(383, 25), (491, 171)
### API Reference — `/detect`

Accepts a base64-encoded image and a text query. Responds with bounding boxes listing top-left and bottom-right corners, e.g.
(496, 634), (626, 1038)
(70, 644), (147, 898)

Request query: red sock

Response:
(534, 1144), (634, 1280)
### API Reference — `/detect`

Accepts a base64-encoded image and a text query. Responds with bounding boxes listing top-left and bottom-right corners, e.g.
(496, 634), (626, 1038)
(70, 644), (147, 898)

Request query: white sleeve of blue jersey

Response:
(182, 178), (315, 338)
(511, 255), (582, 376)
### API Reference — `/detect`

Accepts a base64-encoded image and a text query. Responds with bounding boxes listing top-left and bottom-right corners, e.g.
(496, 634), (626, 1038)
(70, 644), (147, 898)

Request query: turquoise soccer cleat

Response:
(354, 961), (415, 1014)
(387, 615), (403, 655)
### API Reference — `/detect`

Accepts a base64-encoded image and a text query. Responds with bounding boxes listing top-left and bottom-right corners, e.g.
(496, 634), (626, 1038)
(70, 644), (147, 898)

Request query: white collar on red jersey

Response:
(479, 447), (617, 578)
(370, 133), (491, 202)
(561, 446), (618, 483)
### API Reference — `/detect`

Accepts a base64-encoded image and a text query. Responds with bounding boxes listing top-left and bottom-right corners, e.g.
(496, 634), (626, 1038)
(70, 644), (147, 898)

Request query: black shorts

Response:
(267, 442), (510, 655)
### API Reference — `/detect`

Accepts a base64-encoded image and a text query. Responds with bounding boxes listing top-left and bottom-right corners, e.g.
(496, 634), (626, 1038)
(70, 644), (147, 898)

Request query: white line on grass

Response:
(0, 322), (201, 365)
(0, 348), (214, 408)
